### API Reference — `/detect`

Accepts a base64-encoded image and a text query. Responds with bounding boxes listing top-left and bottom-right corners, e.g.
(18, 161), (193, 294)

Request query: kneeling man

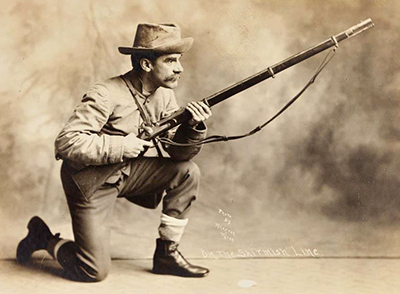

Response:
(17, 23), (211, 282)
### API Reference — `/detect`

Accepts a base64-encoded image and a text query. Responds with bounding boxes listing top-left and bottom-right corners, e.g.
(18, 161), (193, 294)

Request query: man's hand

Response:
(123, 133), (153, 158)
(186, 101), (212, 126)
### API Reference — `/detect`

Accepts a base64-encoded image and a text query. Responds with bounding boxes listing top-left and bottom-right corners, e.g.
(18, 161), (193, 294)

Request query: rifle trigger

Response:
(139, 122), (154, 136)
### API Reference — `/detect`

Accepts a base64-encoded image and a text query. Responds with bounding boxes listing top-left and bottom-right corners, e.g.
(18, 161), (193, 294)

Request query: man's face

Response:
(149, 53), (184, 89)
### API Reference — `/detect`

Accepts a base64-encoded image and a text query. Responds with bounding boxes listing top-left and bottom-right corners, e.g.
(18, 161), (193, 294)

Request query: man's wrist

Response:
(183, 121), (207, 133)
(121, 137), (127, 160)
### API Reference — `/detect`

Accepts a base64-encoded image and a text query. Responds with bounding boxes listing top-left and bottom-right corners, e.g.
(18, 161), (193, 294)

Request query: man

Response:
(17, 23), (211, 282)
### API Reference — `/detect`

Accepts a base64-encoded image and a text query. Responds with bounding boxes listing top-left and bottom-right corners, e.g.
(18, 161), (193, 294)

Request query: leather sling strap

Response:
(121, 76), (164, 158)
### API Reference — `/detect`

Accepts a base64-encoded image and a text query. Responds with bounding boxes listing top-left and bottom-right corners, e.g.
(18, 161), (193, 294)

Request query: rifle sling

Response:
(121, 76), (164, 157)
(158, 48), (337, 147)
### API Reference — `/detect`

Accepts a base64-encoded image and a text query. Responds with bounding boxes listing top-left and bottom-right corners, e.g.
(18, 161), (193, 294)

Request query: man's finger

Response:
(187, 108), (199, 120)
(198, 101), (212, 116)
(142, 126), (154, 135)
(189, 106), (206, 120)
(190, 102), (211, 119)
(186, 104), (199, 116)
(138, 138), (153, 147)
(187, 103), (203, 117)
(186, 107), (201, 122)
(190, 102), (204, 113)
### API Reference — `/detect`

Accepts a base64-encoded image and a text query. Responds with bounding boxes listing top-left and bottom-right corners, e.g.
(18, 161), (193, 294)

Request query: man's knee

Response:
(62, 243), (111, 282)
(76, 258), (111, 282)
(92, 265), (110, 282)
(177, 160), (201, 181)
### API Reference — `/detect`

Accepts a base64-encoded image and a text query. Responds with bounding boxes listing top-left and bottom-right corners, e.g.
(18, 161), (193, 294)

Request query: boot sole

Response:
(152, 267), (209, 278)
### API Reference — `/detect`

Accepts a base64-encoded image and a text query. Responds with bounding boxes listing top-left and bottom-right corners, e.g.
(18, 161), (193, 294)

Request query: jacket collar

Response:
(123, 70), (152, 99)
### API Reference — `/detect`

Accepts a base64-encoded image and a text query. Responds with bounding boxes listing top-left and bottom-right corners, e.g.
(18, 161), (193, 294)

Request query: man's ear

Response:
(140, 58), (153, 72)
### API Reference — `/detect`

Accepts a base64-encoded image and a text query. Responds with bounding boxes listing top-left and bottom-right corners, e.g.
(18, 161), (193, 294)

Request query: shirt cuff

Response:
(182, 122), (207, 139)
(109, 135), (125, 163)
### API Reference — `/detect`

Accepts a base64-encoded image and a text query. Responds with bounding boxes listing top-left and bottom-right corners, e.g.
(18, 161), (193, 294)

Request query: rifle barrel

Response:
(146, 19), (374, 139)
(205, 19), (374, 107)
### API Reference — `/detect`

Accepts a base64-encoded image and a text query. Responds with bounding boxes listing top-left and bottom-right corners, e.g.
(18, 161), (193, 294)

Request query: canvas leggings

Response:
(58, 157), (200, 282)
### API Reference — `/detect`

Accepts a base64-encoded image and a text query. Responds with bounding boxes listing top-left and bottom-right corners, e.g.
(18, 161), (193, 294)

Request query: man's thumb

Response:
(141, 139), (153, 147)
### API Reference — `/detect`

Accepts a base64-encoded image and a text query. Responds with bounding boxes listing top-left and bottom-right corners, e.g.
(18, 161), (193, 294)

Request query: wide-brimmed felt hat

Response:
(118, 23), (193, 55)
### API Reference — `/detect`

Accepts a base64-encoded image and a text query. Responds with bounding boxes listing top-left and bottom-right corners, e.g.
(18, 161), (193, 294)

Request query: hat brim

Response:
(118, 37), (193, 55)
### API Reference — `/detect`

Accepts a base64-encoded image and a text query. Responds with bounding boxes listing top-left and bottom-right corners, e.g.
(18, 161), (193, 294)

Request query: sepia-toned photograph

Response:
(0, 0), (399, 293)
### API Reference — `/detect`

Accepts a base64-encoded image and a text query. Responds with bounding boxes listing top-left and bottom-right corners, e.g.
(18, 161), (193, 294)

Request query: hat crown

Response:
(133, 23), (182, 49)
(118, 23), (193, 55)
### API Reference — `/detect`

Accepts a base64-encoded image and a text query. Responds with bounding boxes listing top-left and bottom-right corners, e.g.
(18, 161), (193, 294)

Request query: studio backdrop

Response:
(0, 0), (399, 260)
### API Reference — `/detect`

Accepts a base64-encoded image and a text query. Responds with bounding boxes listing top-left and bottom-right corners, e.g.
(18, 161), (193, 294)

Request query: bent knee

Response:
(76, 259), (111, 282)
(92, 265), (110, 282)
(179, 160), (201, 179)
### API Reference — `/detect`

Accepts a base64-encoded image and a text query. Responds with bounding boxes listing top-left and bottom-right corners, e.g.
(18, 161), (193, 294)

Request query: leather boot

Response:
(16, 216), (59, 264)
(152, 238), (209, 277)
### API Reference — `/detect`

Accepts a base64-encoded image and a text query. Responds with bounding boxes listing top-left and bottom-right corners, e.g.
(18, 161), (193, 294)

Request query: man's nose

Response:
(174, 61), (183, 73)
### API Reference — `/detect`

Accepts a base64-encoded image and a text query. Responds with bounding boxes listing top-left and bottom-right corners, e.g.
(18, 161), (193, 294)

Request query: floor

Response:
(1, 256), (400, 294)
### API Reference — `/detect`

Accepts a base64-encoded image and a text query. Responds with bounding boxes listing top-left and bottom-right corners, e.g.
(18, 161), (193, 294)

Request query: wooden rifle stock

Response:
(71, 19), (374, 198)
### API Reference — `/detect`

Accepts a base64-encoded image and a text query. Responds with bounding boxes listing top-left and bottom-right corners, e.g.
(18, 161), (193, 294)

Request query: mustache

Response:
(164, 75), (180, 82)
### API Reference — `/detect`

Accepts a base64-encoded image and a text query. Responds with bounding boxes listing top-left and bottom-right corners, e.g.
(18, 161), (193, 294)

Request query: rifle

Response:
(142, 18), (374, 140)
(71, 19), (374, 198)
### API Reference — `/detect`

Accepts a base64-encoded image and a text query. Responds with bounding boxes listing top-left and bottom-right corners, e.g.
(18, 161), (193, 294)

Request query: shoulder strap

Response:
(121, 75), (164, 158)
(121, 76), (152, 127)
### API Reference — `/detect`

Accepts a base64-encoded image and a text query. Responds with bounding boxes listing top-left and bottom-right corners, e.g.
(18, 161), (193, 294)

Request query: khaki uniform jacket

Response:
(55, 71), (207, 197)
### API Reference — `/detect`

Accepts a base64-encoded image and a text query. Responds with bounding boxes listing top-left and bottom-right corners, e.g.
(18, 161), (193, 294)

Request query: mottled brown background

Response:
(1, 0), (399, 260)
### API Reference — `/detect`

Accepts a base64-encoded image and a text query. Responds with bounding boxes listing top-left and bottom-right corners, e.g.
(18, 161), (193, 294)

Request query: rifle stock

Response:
(71, 19), (374, 197)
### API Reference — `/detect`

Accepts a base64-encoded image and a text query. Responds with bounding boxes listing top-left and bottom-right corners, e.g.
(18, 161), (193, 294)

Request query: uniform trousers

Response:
(58, 157), (200, 282)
